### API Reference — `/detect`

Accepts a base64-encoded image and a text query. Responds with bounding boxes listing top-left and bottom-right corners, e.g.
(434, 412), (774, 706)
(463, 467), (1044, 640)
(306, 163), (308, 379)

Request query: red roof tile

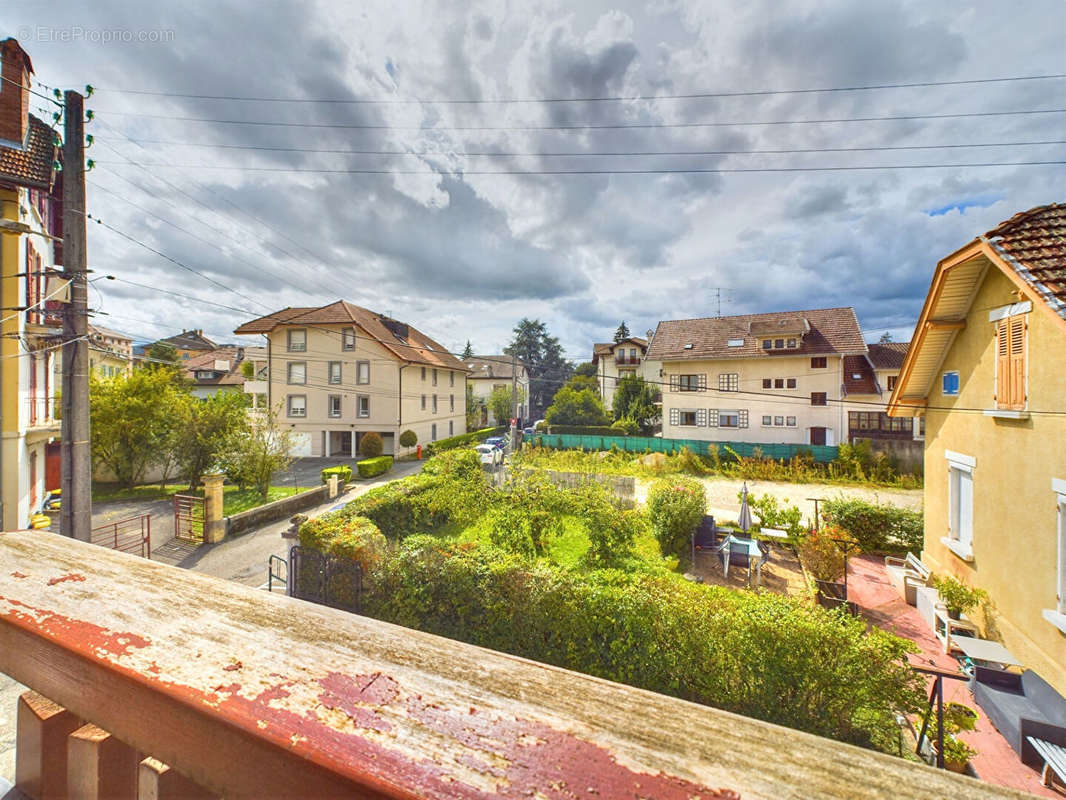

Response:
(867, 341), (909, 370)
(234, 301), (467, 370)
(646, 307), (865, 362)
(843, 355), (878, 394)
(983, 203), (1066, 320)
(0, 115), (56, 190)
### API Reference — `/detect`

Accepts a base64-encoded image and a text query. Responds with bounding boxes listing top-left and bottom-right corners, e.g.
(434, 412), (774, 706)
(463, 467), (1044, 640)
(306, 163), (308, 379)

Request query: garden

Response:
(298, 448), (930, 757)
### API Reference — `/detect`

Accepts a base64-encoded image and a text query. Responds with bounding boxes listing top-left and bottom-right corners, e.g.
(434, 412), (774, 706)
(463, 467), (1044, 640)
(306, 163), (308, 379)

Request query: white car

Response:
(475, 444), (503, 466)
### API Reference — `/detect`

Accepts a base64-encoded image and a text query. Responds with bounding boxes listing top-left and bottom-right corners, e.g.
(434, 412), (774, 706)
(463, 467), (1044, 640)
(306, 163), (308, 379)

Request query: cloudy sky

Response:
(3, 1), (1064, 359)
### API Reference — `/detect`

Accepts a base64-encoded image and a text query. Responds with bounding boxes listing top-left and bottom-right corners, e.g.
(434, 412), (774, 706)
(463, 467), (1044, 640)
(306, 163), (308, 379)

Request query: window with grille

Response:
(718, 373), (739, 392)
(810, 392), (827, 406)
(995, 314), (1027, 410)
(287, 362), (306, 385)
(328, 361), (342, 384)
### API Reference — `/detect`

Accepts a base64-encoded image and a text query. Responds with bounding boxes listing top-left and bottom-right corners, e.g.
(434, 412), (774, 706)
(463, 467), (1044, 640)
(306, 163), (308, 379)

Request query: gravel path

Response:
(635, 475), (922, 527)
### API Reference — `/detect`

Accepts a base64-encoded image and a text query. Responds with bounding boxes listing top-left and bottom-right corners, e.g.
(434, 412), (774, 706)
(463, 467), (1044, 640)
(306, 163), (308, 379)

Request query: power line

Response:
(94, 159), (1066, 176)
(90, 137), (1066, 158)
(93, 106), (1066, 132)
(0, 73), (63, 106)
(97, 73), (1066, 105)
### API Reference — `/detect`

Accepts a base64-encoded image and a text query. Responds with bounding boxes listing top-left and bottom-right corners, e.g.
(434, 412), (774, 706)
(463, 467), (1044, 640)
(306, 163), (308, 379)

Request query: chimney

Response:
(0, 39), (33, 146)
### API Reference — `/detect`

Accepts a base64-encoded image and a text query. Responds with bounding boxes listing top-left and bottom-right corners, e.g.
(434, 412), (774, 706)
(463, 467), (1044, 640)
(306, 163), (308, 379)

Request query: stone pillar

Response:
(202, 473), (225, 544)
(16, 690), (82, 799)
(328, 474), (338, 499)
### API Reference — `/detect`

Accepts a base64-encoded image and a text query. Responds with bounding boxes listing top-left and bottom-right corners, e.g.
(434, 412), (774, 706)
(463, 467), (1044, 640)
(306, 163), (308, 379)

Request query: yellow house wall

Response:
(922, 265), (1066, 696)
(1, 187), (20, 529)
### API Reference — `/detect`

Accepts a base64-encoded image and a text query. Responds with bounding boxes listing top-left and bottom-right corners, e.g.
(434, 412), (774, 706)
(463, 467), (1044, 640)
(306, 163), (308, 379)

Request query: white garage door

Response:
(289, 432), (312, 457)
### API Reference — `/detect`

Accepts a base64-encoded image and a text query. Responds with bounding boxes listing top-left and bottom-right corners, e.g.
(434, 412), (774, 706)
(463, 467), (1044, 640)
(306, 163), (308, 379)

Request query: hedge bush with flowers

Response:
(645, 478), (707, 557)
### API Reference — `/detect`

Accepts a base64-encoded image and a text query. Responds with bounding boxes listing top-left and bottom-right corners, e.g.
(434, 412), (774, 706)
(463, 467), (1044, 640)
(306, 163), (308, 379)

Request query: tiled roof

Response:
(184, 348), (245, 386)
(234, 300), (467, 370)
(982, 202), (1066, 320)
(464, 356), (527, 380)
(646, 307), (866, 361)
(867, 341), (909, 370)
(159, 330), (218, 351)
(842, 355), (878, 395)
(88, 324), (133, 343)
(0, 115), (56, 190)
(591, 337), (648, 363)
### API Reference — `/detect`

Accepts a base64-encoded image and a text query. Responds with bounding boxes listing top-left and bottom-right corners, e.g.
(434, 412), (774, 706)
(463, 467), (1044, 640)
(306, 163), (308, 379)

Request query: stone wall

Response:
(226, 485), (331, 536)
(853, 437), (925, 475)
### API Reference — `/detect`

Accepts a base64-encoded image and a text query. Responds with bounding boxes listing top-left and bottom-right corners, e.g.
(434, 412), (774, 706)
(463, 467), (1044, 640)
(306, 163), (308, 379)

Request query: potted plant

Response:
(932, 575), (988, 620)
(927, 702), (979, 773)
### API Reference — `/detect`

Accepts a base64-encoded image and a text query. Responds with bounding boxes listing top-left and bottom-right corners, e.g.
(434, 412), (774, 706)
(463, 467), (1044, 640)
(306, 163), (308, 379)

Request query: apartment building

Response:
(590, 334), (661, 413)
(88, 324), (133, 377)
(464, 356), (529, 426)
(646, 308), (867, 446)
(235, 301), (468, 456)
(0, 38), (62, 529)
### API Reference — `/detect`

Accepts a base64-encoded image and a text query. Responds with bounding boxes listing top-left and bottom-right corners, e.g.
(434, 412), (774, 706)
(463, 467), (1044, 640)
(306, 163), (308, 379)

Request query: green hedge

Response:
(821, 497), (923, 554)
(423, 426), (503, 457)
(364, 538), (923, 751)
(542, 424), (628, 436)
(357, 456), (393, 479)
(321, 465), (353, 485)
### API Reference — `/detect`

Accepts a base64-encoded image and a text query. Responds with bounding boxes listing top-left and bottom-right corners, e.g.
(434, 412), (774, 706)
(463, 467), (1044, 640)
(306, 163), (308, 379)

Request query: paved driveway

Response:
(272, 456), (389, 488)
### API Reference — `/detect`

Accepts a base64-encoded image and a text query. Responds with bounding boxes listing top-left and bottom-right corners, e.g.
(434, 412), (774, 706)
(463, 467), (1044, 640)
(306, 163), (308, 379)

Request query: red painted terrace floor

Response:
(846, 554), (1061, 798)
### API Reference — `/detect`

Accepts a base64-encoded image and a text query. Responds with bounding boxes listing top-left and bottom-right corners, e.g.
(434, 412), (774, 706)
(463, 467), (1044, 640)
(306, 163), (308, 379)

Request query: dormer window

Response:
(787, 338), (797, 348)
(762, 340), (772, 350)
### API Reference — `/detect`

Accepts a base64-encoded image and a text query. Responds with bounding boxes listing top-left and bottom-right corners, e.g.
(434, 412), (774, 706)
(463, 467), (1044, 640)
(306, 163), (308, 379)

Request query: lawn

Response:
(92, 482), (309, 515)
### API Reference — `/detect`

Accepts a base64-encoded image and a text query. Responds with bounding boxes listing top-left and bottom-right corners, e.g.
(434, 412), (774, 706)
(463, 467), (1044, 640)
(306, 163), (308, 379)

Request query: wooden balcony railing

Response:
(0, 531), (1023, 799)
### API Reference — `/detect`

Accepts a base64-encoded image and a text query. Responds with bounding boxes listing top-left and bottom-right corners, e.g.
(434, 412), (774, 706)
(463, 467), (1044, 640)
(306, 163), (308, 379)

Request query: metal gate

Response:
(173, 494), (205, 543)
(289, 546), (362, 613)
(90, 514), (151, 558)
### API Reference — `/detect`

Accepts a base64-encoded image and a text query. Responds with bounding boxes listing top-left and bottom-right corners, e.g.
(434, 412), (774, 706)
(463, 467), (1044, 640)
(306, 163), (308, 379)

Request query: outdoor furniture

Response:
(758, 527), (789, 540)
(915, 584), (941, 629)
(693, 516), (718, 550)
(973, 669), (1066, 767)
(884, 552), (931, 605)
(719, 535), (769, 587)
(953, 637), (1021, 670)
(933, 607), (979, 654)
(1027, 736), (1066, 790)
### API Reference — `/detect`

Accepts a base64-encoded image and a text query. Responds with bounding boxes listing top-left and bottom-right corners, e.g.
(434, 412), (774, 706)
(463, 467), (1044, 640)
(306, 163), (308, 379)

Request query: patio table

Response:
(722, 535), (765, 586)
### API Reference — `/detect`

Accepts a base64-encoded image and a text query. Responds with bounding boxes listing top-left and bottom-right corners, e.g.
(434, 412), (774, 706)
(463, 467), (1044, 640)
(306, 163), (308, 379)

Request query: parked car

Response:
(475, 444), (503, 466)
(484, 436), (506, 450)
(523, 427), (536, 436)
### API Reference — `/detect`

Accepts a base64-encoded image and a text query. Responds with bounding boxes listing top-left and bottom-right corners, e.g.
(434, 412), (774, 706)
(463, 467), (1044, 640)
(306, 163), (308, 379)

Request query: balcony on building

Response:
(614, 353), (642, 366)
(24, 397), (59, 437)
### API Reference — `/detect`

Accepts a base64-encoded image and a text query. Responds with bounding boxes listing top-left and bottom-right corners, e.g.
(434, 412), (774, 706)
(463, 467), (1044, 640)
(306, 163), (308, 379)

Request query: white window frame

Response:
(328, 361), (342, 385)
(1045, 478), (1066, 633)
(327, 394), (342, 418)
(287, 361), (306, 385)
(357, 395), (370, 418)
(942, 450), (975, 561)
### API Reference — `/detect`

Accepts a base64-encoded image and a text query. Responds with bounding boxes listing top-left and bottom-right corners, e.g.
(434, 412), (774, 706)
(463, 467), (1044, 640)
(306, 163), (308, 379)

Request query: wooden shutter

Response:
(698, 374), (707, 392)
(669, 375), (679, 392)
(696, 408), (707, 427)
(707, 409), (719, 427)
(669, 408), (679, 425)
(995, 319), (1010, 408)
(1009, 316), (1026, 410)
(738, 410), (749, 428)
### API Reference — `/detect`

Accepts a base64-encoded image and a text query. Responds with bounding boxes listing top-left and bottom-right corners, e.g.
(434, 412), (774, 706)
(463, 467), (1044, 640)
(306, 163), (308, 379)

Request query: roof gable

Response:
(0, 115), (56, 190)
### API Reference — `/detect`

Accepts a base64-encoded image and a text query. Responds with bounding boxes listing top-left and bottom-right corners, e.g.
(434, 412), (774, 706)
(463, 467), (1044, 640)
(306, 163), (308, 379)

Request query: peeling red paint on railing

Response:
(10, 571), (26, 579)
(46, 572), (86, 586)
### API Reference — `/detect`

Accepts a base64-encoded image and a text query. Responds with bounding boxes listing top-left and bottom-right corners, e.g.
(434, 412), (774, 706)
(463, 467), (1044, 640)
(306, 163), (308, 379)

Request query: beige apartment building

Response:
(464, 356), (529, 426)
(235, 301), (468, 457)
(590, 334), (661, 413)
(647, 308), (868, 446)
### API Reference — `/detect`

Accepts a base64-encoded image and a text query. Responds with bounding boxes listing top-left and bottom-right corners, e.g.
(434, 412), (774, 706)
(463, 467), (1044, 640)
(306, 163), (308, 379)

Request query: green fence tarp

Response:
(531, 434), (838, 463)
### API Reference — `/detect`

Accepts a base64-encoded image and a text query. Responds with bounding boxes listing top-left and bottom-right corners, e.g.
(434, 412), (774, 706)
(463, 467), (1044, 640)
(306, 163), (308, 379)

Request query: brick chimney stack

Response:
(0, 38), (33, 146)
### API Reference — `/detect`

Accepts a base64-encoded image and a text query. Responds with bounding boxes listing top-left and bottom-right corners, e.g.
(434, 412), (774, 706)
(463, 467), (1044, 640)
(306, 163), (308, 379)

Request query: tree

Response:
(177, 391), (249, 489)
(544, 385), (608, 426)
(613, 321), (631, 343)
(504, 318), (573, 418)
(563, 374), (599, 395)
(460, 340), (474, 360)
(611, 375), (661, 429)
(465, 383), (481, 429)
(218, 408), (294, 499)
(146, 341), (179, 367)
(399, 429), (418, 454)
(488, 384), (527, 425)
(359, 431), (384, 458)
(89, 369), (189, 488)
(878, 331), (894, 343)
(574, 361), (598, 378)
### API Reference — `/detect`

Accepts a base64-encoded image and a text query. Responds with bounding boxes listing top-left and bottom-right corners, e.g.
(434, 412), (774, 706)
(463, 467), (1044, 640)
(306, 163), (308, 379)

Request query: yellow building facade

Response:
(889, 204), (1066, 696)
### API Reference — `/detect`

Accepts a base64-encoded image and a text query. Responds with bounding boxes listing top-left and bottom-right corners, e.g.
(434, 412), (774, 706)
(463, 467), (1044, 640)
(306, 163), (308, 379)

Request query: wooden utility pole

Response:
(60, 90), (91, 542)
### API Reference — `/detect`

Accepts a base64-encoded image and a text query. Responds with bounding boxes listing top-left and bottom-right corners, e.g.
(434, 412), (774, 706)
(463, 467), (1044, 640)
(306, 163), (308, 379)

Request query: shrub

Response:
(609, 418), (639, 435)
(364, 539), (923, 751)
(356, 456), (393, 479)
(646, 478), (706, 557)
(798, 525), (858, 582)
(821, 497), (923, 554)
(931, 575), (988, 617)
(746, 492), (804, 538)
(423, 427), (501, 457)
(321, 465), (353, 485)
(399, 429), (417, 449)
(298, 513), (386, 571)
(541, 425), (622, 436)
(359, 431), (384, 458)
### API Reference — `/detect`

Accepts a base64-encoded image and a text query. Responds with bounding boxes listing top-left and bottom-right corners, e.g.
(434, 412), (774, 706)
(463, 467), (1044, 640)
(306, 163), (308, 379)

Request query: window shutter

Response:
(696, 408), (707, 427)
(996, 319), (1010, 407)
(669, 407), (679, 425)
(698, 373), (707, 392)
(669, 375), (680, 392)
(708, 409), (719, 427)
(1009, 316), (1026, 410)
(738, 410), (749, 428)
